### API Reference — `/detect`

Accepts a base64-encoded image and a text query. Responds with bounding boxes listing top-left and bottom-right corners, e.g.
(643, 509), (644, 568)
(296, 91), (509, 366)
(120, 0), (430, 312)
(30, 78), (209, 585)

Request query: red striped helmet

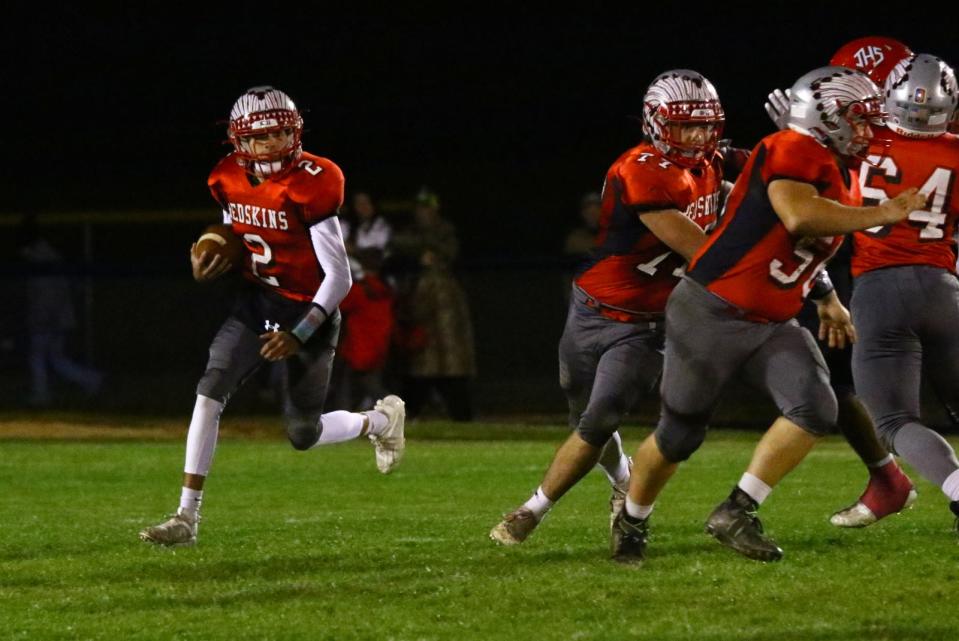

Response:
(228, 86), (304, 176)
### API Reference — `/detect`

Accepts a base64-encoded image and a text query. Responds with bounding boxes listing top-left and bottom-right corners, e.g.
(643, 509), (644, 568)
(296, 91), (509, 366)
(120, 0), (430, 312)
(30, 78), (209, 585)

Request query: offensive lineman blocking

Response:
(490, 70), (727, 545)
(139, 87), (406, 547)
(611, 67), (925, 565)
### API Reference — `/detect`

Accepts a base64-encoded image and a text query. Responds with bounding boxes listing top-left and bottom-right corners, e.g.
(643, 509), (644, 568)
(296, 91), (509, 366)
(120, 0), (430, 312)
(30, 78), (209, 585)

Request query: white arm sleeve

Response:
(222, 209), (231, 224)
(310, 216), (352, 312)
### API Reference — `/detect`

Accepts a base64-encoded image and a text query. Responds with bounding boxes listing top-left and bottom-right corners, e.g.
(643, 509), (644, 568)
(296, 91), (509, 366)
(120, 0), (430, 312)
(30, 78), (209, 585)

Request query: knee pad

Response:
(287, 420), (321, 451)
(654, 402), (709, 463)
(196, 367), (237, 404)
(576, 395), (627, 448)
(783, 381), (837, 436)
(873, 414), (915, 454)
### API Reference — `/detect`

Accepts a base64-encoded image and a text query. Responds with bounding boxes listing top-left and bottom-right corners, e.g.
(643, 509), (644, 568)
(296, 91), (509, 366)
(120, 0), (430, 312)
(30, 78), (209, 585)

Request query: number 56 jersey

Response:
(687, 130), (853, 322)
(574, 142), (723, 315)
(852, 129), (959, 276)
(207, 152), (345, 303)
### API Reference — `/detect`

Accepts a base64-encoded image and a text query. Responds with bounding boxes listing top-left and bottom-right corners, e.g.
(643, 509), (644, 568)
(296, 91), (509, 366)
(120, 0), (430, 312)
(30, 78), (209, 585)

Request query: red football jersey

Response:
(574, 142), (722, 314)
(852, 130), (959, 276)
(208, 152), (345, 302)
(687, 130), (855, 322)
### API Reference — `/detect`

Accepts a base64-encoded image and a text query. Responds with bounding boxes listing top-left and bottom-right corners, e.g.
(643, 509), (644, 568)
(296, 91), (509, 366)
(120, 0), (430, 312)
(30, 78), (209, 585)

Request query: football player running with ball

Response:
(611, 68), (926, 565)
(491, 70), (729, 545)
(139, 87), (406, 547)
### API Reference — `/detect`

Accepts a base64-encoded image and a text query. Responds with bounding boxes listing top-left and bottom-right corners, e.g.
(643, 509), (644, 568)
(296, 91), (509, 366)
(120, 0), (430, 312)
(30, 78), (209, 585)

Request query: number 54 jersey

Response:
(207, 152), (345, 303)
(574, 142), (723, 315)
(852, 130), (959, 276)
(687, 130), (853, 322)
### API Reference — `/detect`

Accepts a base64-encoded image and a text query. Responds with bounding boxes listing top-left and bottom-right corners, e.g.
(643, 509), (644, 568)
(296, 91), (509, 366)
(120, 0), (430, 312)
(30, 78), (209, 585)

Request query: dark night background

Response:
(3, 6), (958, 417)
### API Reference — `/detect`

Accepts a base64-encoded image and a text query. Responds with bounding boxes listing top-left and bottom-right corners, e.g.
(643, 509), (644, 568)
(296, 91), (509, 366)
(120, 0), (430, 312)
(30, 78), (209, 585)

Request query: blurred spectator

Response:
(561, 192), (602, 299)
(15, 214), (102, 407)
(330, 248), (395, 411)
(340, 191), (392, 255)
(563, 191), (602, 257)
(389, 187), (476, 421)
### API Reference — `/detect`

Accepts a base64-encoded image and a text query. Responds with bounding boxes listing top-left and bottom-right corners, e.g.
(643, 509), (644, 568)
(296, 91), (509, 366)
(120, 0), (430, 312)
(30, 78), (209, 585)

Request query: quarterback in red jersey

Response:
(491, 70), (727, 547)
(611, 67), (925, 565)
(849, 54), (959, 535)
(139, 87), (406, 547)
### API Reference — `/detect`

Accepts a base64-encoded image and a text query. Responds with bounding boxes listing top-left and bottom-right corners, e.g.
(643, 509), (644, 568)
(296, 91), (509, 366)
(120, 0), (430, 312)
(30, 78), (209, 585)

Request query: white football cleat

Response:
(139, 510), (199, 547)
(370, 395), (406, 474)
(609, 456), (633, 530)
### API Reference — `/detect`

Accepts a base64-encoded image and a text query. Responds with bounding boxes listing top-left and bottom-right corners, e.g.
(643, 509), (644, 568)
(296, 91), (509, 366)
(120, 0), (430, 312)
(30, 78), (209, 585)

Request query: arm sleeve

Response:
(310, 216), (353, 312)
(290, 217), (353, 344)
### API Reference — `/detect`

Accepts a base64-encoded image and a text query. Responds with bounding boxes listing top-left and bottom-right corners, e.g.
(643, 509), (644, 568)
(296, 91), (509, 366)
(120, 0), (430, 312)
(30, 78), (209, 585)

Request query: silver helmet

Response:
(642, 69), (724, 168)
(883, 54), (958, 138)
(787, 66), (885, 158)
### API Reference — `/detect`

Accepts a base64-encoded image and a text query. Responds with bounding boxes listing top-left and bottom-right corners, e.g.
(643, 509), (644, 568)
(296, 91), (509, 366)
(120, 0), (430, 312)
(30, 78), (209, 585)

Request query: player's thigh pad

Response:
(654, 279), (765, 462)
(743, 321), (836, 435)
(576, 324), (664, 447)
(851, 269), (923, 441)
(196, 317), (265, 403)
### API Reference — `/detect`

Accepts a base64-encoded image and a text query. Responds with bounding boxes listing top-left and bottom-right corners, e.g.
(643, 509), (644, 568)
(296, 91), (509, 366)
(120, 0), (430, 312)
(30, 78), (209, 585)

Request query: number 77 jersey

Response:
(574, 142), (723, 315)
(852, 129), (959, 277)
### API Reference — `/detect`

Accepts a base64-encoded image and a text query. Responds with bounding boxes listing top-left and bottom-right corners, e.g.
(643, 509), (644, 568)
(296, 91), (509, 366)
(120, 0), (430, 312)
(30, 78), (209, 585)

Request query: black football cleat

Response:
(705, 490), (783, 562)
(610, 508), (649, 566)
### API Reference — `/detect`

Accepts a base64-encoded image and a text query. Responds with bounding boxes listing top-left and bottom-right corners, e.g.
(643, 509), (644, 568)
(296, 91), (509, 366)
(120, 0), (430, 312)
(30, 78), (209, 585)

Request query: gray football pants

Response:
(851, 266), (959, 486)
(559, 287), (664, 448)
(197, 313), (340, 450)
(655, 279), (836, 463)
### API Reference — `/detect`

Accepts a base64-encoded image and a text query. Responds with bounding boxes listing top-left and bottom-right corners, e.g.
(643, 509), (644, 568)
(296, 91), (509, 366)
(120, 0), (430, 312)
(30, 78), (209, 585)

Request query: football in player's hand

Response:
(193, 224), (244, 267)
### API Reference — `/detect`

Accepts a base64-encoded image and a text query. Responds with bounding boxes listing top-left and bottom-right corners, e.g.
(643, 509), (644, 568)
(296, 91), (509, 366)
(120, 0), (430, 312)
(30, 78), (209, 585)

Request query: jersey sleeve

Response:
(618, 163), (682, 213)
(294, 159), (345, 225)
(761, 135), (832, 190)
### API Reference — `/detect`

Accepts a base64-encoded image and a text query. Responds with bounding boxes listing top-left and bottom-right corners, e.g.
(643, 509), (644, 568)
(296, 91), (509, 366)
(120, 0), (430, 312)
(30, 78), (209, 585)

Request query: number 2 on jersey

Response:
(243, 233), (279, 286)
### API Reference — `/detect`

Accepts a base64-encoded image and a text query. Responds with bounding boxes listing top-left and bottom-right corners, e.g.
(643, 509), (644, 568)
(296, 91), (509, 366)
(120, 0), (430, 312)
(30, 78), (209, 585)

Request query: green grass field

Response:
(1, 421), (957, 641)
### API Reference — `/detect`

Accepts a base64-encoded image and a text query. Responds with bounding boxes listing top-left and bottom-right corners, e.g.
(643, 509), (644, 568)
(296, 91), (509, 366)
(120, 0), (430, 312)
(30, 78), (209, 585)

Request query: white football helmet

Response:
(228, 86), (304, 176)
(642, 69), (725, 168)
(884, 54), (958, 139)
(787, 66), (886, 159)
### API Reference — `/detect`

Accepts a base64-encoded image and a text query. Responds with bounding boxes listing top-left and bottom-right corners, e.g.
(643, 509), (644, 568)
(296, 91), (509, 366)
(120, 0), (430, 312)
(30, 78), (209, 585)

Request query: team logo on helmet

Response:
(830, 37), (913, 85)
(787, 66), (887, 160)
(228, 86), (304, 177)
(642, 69), (725, 168)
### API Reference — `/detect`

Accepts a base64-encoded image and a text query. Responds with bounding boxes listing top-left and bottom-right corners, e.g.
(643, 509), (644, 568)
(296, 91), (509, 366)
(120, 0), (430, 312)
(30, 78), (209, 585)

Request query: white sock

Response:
(184, 395), (222, 476)
(942, 468), (959, 501)
(868, 454), (895, 469)
(313, 411), (365, 446)
(625, 495), (654, 520)
(178, 487), (202, 518)
(522, 486), (554, 519)
(738, 472), (772, 505)
(362, 409), (389, 436)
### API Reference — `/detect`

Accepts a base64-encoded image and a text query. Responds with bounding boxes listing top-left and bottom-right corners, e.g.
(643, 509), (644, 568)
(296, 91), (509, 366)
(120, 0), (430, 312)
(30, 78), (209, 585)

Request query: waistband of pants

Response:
(573, 284), (664, 326)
